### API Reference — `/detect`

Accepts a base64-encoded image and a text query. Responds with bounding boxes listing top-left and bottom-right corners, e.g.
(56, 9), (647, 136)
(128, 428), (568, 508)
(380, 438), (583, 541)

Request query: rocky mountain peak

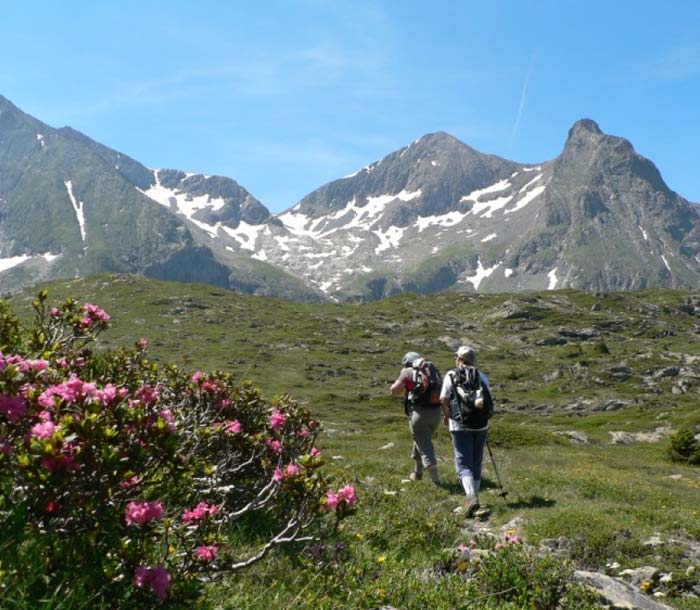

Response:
(565, 118), (604, 146)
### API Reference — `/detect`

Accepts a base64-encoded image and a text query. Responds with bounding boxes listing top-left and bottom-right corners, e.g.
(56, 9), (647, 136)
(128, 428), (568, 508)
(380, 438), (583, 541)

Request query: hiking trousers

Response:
(408, 405), (442, 469)
(450, 428), (488, 481)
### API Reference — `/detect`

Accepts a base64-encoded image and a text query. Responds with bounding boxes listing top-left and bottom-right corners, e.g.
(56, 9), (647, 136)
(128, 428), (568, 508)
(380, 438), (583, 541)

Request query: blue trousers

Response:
(450, 429), (488, 481)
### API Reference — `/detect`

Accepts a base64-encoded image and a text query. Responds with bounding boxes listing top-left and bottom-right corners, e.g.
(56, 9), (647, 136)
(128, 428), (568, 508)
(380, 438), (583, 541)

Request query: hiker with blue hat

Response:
(440, 345), (494, 517)
(390, 351), (443, 484)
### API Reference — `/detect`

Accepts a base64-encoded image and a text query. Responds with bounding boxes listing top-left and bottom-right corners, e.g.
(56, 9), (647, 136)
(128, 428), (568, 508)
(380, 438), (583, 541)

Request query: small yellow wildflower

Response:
(356, 532), (364, 540)
(640, 580), (653, 592)
(377, 555), (386, 563)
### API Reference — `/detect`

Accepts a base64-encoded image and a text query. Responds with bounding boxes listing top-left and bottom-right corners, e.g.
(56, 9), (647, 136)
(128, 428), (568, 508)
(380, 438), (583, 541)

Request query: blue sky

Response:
(2, 1), (699, 212)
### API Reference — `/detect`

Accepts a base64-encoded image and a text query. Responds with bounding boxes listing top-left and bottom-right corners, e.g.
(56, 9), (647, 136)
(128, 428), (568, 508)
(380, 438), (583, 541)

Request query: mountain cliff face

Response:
(259, 119), (700, 299)
(1, 93), (699, 301)
(0, 95), (322, 301)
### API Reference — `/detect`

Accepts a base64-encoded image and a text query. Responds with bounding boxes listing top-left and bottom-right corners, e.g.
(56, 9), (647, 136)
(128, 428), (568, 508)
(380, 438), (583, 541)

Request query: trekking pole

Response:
(486, 440), (508, 500)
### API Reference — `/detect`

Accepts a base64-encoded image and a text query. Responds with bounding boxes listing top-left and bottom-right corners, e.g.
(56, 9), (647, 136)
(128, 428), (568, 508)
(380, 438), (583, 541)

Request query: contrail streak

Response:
(511, 55), (536, 144)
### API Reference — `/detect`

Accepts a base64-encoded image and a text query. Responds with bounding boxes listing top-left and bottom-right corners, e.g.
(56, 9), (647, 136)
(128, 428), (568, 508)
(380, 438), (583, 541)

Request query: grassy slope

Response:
(8, 275), (700, 609)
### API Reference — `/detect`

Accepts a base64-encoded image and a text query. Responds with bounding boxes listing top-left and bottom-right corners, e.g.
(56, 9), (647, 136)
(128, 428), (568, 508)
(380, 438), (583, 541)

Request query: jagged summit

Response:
(568, 118), (603, 138)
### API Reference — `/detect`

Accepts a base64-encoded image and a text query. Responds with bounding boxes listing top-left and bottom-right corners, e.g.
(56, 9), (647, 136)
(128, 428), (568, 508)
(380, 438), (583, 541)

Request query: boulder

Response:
(573, 570), (675, 609)
(618, 566), (660, 587)
(554, 430), (589, 444)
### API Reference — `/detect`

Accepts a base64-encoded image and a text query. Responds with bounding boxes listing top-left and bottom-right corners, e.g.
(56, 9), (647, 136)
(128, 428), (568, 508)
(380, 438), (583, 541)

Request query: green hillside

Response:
(6, 275), (700, 609)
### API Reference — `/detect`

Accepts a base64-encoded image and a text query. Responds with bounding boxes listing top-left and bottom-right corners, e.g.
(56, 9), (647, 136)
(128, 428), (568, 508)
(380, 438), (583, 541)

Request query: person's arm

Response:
(439, 373), (452, 427)
(390, 369), (408, 395)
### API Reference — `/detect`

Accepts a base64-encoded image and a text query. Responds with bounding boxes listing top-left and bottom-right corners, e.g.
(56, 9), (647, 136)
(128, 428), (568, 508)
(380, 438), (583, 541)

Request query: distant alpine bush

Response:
(0, 291), (355, 608)
(668, 425), (700, 465)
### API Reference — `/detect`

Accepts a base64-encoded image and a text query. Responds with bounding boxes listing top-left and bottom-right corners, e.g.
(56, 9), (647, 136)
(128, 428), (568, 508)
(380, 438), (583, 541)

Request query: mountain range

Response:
(2, 94), (699, 301)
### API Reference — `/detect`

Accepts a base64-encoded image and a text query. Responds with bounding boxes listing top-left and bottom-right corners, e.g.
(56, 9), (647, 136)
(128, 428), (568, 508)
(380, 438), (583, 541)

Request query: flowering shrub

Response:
(0, 292), (355, 607)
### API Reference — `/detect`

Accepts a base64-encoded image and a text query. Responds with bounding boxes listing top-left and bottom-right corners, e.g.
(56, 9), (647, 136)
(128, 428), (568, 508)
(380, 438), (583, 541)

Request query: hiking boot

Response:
(426, 465), (441, 485)
(409, 471), (423, 481)
(466, 497), (480, 518)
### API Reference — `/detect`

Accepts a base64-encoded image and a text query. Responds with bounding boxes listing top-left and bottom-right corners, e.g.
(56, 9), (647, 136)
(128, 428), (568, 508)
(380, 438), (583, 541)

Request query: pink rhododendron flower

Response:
(31, 419), (57, 440)
(138, 337), (148, 349)
(84, 303), (110, 322)
(266, 439), (281, 455)
(119, 475), (142, 489)
(18, 359), (48, 374)
(135, 385), (158, 406)
(325, 491), (339, 512)
(40, 444), (80, 472)
(134, 566), (149, 588)
(285, 463), (300, 477)
(338, 485), (356, 507)
(191, 371), (204, 383)
(215, 398), (232, 410)
(42, 375), (95, 405)
(158, 409), (176, 433)
(49, 307), (61, 317)
(297, 428), (309, 438)
(269, 410), (286, 431)
(94, 383), (126, 407)
(134, 566), (171, 600)
(310, 447), (322, 458)
(272, 467), (283, 482)
(200, 380), (217, 393)
(194, 545), (218, 562)
(37, 390), (57, 409)
(125, 500), (164, 526)
(0, 394), (26, 422)
(225, 419), (241, 434)
(149, 566), (171, 600)
(0, 437), (11, 456)
(181, 501), (218, 523)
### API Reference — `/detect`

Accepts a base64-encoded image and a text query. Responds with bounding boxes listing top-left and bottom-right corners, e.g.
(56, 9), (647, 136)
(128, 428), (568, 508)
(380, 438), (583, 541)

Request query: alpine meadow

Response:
(2, 275), (699, 609)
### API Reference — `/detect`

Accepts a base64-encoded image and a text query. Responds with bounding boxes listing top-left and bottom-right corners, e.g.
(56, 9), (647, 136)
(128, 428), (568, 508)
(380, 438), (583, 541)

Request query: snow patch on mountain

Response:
(220, 222), (268, 252)
(0, 252), (62, 273)
(548, 267), (558, 289)
(140, 170), (227, 222)
(639, 225), (649, 241)
(471, 194), (514, 218)
(464, 258), (501, 289)
(280, 189), (421, 239)
(64, 180), (87, 245)
(416, 210), (466, 232)
(461, 179), (511, 203)
(0, 254), (31, 272)
(519, 173), (543, 192)
(36, 133), (45, 148)
(374, 226), (406, 253)
(505, 184), (546, 215)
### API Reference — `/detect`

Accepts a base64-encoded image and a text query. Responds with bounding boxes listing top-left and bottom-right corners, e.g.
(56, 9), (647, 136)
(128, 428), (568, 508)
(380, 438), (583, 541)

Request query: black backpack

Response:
(449, 366), (494, 427)
(406, 359), (442, 411)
